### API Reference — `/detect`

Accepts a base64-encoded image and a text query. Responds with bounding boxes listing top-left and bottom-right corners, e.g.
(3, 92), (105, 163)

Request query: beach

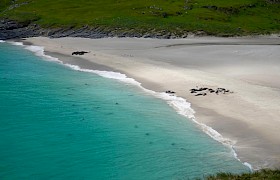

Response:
(24, 36), (280, 169)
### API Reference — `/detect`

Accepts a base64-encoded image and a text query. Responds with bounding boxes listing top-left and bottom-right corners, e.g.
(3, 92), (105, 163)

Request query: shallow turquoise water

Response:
(0, 42), (249, 179)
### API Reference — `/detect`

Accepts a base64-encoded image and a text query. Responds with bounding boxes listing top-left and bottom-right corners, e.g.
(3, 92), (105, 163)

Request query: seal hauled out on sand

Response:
(72, 51), (89, 55)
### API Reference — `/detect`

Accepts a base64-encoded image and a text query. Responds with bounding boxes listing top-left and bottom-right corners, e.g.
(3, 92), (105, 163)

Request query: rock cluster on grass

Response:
(190, 87), (233, 96)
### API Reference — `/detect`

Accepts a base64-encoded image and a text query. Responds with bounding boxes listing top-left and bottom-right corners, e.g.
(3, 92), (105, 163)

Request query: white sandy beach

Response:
(24, 36), (280, 169)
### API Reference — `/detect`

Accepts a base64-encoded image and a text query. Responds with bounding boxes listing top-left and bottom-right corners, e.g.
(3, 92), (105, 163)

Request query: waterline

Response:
(8, 40), (253, 171)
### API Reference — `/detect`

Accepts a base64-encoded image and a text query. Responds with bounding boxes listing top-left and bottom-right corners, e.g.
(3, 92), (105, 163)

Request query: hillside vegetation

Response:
(207, 169), (280, 180)
(1, 0), (280, 36)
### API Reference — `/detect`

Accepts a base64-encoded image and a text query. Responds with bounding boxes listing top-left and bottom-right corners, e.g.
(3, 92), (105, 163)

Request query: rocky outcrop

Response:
(0, 19), (204, 40)
(0, 19), (40, 40)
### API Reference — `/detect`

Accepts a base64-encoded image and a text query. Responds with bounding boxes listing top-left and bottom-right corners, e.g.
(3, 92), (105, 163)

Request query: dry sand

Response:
(24, 36), (280, 170)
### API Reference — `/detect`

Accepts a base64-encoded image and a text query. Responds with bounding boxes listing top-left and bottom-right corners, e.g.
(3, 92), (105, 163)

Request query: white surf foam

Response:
(11, 41), (253, 171)
(0, 40), (5, 43)
(64, 63), (142, 87)
(8, 41), (61, 63)
(24, 45), (61, 62)
(9, 41), (23, 46)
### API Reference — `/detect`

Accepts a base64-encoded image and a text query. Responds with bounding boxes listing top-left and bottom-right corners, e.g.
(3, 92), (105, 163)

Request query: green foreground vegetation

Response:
(207, 169), (280, 180)
(1, 0), (280, 36)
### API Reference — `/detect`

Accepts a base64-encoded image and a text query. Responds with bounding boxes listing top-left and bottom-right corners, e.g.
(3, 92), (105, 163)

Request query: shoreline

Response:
(8, 40), (251, 171)
(15, 37), (280, 169)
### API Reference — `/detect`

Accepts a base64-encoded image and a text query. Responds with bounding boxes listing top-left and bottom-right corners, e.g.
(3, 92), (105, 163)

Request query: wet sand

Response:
(24, 36), (280, 169)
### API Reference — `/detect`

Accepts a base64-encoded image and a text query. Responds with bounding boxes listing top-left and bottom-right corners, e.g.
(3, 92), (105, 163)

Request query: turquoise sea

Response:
(0, 41), (249, 179)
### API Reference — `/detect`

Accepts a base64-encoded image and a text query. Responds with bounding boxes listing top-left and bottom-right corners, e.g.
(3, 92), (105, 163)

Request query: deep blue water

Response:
(0, 42), (249, 179)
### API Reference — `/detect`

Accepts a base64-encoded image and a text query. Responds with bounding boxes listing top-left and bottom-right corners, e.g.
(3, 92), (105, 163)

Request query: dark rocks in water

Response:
(145, 133), (150, 136)
(115, 102), (119, 105)
(171, 143), (176, 146)
(72, 51), (89, 55)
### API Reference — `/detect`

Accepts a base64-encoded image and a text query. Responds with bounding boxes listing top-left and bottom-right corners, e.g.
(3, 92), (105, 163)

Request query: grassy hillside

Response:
(1, 0), (280, 36)
(207, 169), (280, 180)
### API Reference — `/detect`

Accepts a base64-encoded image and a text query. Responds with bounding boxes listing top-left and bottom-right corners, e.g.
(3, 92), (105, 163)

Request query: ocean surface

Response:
(0, 41), (249, 179)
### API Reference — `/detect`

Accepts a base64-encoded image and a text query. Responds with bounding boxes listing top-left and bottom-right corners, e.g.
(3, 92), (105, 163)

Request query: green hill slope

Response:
(207, 169), (280, 180)
(1, 0), (280, 36)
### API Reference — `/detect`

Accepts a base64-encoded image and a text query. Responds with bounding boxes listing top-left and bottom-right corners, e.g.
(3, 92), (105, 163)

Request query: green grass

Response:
(0, 0), (12, 12)
(207, 169), (280, 179)
(0, 0), (279, 36)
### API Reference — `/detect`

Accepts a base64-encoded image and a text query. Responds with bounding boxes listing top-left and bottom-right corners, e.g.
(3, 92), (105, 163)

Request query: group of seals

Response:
(190, 87), (233, 96)
(165, 87), (232, 97)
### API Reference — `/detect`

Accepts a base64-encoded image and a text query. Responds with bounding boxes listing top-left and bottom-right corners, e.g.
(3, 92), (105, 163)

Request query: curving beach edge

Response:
(22, 36), (280, 170)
